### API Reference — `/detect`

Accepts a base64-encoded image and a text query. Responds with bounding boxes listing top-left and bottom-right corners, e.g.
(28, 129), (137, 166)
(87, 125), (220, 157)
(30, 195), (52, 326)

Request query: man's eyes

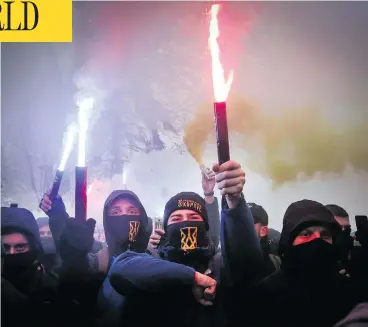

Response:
(109, 210), (121, 215)
(15, 245), (27, 252)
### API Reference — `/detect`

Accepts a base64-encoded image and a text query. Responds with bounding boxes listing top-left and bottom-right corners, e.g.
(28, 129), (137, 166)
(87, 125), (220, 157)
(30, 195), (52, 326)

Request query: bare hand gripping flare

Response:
(209, 4), (234, 165)
(75, 97), (94, 221)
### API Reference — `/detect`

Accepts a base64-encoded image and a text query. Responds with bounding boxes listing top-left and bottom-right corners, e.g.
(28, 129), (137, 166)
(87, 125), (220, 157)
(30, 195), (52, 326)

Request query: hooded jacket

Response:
(95, 190), (151, 327)
(243, 200), (357, 327)
(89, 190), (151, 273)
(103, 190), (150, 255)
(2, 207), (42, 252)
(1, 207), (80, 327)
(43, 190), (151, 326)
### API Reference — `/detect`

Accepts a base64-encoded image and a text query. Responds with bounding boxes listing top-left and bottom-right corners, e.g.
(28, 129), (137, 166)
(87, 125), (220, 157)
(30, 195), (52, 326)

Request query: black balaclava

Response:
(36, 217), (58, 271)
(282, 237), (338, 281)
(159, 192), (214, 271)
(279, 200), (341, 281)
(36, 217), (57, 254)
(1, 207), (43, 292)
(103, 190), (149, 257)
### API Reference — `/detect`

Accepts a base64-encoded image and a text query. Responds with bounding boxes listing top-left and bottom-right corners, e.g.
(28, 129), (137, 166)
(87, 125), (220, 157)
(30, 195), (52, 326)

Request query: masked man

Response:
(1, 206), (80, 327)
(230, 200), (358, 327)
(106, 160), (262, 327)
(39, 189), (153, 325)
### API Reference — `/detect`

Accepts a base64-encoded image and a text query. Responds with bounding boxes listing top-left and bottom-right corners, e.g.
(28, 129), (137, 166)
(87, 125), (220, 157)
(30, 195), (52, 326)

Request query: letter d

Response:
(21, 1), (39, 30)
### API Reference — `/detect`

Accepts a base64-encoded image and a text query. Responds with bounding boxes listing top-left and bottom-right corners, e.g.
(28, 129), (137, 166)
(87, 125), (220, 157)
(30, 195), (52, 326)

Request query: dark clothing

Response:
(107, 195), (261, 327)
(349, 246), (368, 302)
(227, 200), (357, 327)
(109, 251), (225, 327)
(246, 267), (356, 327)
(268, 228), (281, 255)
(1, 207), (81, 327)
(220, 194), (264, 287)
(45, 191), (151, 327)
(334, 303), (368, 327)
(93, 191), (151, 326)
(261, 239), (281, 274)
(206, 197), (221, 249)
(1, 270), (82, 327)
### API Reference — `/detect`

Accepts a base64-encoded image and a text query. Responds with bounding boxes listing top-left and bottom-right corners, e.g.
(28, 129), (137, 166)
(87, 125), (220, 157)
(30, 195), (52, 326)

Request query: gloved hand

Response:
(59, 218), (96, 261)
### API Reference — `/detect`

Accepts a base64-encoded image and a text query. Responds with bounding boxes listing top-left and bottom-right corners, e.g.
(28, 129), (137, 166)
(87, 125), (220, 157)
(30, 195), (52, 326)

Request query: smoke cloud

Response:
(184, 94), (368, 186)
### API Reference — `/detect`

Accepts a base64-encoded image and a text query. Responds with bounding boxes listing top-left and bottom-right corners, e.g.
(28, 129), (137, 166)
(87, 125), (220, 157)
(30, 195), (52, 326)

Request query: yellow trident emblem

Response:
(129, 221), (140, 242)
(180, 227), (198, 250)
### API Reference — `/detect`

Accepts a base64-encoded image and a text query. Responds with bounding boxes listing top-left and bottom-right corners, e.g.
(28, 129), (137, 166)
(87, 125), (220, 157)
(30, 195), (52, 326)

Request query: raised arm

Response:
(213, 161), (263, 286)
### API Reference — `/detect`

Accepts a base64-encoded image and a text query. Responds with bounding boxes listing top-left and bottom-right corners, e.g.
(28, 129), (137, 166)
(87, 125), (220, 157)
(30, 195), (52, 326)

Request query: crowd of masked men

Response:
(2, 160), (368, 327)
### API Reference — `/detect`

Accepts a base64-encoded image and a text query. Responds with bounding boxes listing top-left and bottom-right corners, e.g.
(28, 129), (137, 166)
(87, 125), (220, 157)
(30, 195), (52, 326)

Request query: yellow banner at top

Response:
(0, 0), (72, 42)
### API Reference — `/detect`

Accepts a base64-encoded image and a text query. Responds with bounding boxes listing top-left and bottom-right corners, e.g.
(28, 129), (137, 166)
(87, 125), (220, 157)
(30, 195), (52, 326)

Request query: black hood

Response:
(103, 190), (149, 254)
(147, 216), (153, 236)
(279, 199), (341, 255)
(1, 207), (42, 254)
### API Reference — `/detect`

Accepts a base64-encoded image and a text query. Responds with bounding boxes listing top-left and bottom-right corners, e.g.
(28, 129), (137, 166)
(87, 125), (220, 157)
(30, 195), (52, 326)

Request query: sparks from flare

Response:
(209, 4), (234, 102)
(58, 124), (77, 171)
(77, 98), (94, 167)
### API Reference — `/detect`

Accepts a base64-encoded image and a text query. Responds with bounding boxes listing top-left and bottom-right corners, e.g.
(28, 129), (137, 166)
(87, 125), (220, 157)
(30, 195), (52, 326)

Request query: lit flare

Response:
(209, 4), (234, 102)
(58, 124), (77, 171)
(77, 97), (94, 167)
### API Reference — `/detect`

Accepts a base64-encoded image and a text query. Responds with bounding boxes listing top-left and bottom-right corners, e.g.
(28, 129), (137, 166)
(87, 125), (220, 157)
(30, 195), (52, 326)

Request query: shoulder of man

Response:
(268, 254), (282, 270)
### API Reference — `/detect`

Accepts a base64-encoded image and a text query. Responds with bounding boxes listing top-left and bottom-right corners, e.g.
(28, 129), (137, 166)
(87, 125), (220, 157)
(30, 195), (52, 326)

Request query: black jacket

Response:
(1, 207), (81, 327)
(229, 200), (358, 327)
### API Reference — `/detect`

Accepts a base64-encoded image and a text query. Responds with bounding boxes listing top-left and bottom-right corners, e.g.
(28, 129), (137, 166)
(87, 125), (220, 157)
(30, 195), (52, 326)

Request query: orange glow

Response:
(209, 4), (234, 103)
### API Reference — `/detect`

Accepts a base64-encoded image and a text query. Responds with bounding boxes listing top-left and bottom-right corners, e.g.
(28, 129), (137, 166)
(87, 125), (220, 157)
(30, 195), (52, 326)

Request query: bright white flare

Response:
(58, 124), (77, 171)
(77, 97), (94, 167)
(209, 4), (234, 102)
